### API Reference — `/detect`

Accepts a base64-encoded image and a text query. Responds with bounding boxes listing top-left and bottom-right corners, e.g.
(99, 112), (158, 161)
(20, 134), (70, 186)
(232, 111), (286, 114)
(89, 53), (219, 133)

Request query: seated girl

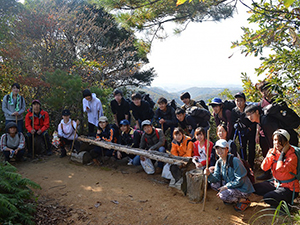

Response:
(170, 127), (193, 158)
(192, 127), (213, 169)
(204, 139), (254, 212)
(253, 129), (299, 208)
(210, 123), (238, 167)
(0, 122), (25, 162)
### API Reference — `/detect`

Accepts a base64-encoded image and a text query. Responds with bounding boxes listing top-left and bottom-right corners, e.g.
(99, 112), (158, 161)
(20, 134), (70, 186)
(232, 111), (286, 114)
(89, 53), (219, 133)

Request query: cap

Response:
(209, 97), (223, 105)
(234, 92), (246, 100)
(82, 89), (92, 98)
(273, 129), (290, 141)
(215, 139), (229, 148)
(62, 109), (71, 116)
(32, 99), (41, 105)
(120, 119), (130, 126)
(5, 122), (18, 132)
(98, 116), (108, 122)
(141, 120), (151, 127)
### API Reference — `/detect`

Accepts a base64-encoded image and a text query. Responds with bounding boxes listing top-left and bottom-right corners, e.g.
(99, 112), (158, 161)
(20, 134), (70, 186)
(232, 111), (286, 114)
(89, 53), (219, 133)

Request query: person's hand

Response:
(195, 162), (202, 169)
(12, 112), (19, 116)
(76, 120), (80, 125)
(31, 129), (36, 135)
(209, 166), (215, 173)
(255, 133), (260, 144)
(218, 185), (228, 193)
(140, 156), (145, 161)
(117, 151), (122, 159)
(204, 168), (210, 176)
(86, 106), (90, 111)
(95, 137), (101, 141)
(37, 129), (42, 135)
(159, 118), (165, 124)
(14, 149), (19, 154)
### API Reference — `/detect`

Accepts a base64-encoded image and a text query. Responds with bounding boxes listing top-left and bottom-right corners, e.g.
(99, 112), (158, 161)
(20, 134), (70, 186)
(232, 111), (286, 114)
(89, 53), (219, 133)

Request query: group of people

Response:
(1, 81), (299, 213)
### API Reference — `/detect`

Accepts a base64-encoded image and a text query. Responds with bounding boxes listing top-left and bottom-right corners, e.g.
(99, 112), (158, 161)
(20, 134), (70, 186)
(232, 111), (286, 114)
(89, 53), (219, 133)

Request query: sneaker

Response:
(127, 158), (133, 166)
(234, 199), (251, 212)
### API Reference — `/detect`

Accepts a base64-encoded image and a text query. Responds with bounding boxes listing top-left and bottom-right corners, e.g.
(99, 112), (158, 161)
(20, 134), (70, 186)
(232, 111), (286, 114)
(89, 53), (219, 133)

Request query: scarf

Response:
(8, 92), (21, 112)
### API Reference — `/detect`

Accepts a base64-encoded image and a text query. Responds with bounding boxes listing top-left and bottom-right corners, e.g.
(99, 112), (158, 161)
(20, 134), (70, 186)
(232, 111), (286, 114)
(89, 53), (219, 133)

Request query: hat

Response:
(120, 119), (130, 126)
(32, 99), (41, 105)
(98, 116), (108, 122)
(180, 92), (191, 100)
(209, 97), (223, 105)
(62, 109), (71, 116)
(215, 139), (229, 148)
(82, 89), (92, 98)
(234, 92), (246, 100)
(141, 120), (151, 127)
(273, 129), (290, 141)
(5, 122), (17, 132)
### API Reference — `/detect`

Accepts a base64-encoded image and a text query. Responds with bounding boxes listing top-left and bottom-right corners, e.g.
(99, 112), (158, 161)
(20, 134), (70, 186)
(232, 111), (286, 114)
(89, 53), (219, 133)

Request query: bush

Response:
(0, 162), (41, 225)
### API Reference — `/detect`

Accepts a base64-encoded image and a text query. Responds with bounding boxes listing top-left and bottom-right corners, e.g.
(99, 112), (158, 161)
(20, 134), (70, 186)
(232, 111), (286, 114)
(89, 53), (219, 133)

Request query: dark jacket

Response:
(110, 98), (130, 124)
(118, 128), (141, 148)
(154, 105), (177, 126)
(96, 125), (117, 143)
(139, 128), (165, 150)
(130, 100), (154, 121)
(213, 109), (234, 139)
(231, 105), (256, 135)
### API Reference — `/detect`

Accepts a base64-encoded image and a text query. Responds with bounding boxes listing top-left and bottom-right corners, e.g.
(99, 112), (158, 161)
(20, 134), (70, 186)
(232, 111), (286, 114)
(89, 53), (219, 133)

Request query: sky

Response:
(145, 4), (265, 91)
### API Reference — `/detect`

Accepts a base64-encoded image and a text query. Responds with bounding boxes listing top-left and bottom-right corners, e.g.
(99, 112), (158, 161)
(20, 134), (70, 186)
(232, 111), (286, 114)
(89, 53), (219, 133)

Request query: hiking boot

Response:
(234, 198), (251, 212)
(257, 170), (272, 180)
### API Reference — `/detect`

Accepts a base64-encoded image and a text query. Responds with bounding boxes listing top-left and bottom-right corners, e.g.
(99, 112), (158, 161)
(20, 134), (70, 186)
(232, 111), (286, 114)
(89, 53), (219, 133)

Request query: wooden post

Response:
(202, 129), (210, 211)
(70, 120), (78, 153)
(32, 114), (34, 159)
(15, 115), (18, 125)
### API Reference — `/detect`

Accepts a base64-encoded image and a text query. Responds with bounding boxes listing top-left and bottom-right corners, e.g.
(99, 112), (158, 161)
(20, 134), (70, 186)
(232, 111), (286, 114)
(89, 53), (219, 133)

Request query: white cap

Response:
(273, 129), (290, 141)
(99, 116), (108, 122)
(141, 120), (151, 127)
(215, 139), (229, 148)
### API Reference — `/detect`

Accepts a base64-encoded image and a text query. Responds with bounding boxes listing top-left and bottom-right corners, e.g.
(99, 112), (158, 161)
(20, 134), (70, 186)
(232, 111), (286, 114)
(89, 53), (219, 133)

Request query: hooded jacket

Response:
(82, 93), (103, 126)
(170, 135), (193, 157)
(58, 119), (78, 140)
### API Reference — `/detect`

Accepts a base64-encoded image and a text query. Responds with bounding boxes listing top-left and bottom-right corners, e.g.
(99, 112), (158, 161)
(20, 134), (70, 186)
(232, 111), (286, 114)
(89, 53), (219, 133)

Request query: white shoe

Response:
(127, 158), (133, 166)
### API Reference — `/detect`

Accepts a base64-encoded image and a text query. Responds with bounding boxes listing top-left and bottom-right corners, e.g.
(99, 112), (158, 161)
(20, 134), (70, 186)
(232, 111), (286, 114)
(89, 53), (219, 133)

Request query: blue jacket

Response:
(208, 155), (254, 194)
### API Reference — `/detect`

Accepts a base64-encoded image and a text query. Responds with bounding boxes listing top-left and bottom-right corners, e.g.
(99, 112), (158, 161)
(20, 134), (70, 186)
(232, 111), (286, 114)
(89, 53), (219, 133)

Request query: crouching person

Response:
(25, 100), (52, 157)
(90, 116), (117, 165)
(1, 122), (25, 162)
(253, 129), (299, 209)
(133, 120), (165, 174)
(57, 109), (80, 158)
(204, 139), (254, 212)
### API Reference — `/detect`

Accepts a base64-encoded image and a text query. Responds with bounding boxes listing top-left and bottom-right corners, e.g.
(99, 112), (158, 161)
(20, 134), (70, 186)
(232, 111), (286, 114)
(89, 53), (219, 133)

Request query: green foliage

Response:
(0, 162), (41, 225)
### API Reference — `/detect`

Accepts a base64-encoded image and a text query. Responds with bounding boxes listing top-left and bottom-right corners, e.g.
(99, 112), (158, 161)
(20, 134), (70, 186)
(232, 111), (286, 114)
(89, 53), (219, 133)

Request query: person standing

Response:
(2, 83), (26, 132)
(82, 89), (103, 136)
(110, 90), (130, 127)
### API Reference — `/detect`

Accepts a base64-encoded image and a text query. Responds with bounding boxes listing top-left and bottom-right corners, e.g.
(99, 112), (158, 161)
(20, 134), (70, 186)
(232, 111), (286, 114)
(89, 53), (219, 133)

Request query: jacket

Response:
(213, 109), (234, 139)
(119, 128), (141, 148)
(208, 155), (255, 193)
(110, 98), (130, 124)
(170, 135), (193, 157)
(130, 100), (154, 121)
(83, 93), (103, 126)
(25, 108), (49, 133)
(0, 132), (25, 151)
(262, 146), (299, 192)
(58, 119), (78, 140)
(96, 124), (117, 143)
(139, 128), (165, 150)
(2, 94), (26, 120)
(193, 139), (213, 167)
(154, 105), (177, 126)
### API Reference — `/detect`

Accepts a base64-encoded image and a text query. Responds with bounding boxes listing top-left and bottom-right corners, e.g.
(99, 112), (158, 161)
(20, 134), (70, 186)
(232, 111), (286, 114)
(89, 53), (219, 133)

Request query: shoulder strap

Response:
(228, 154), (234, 168)
(155, 129), (159, 139)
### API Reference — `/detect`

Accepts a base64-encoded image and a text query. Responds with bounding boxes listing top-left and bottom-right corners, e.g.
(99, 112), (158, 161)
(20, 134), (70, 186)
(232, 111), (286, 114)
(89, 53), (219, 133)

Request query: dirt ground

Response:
(15, 152), (282, 225)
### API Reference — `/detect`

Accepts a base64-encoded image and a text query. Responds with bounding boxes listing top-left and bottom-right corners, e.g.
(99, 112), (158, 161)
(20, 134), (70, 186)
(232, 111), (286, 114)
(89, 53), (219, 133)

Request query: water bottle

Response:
(9, 150), (15, 158)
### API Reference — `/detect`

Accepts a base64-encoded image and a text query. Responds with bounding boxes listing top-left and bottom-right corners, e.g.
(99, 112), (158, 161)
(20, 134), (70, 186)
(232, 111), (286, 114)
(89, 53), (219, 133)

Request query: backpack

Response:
(186, 106), (211, 123)
(263, 101), (300, 129)
(142, 94), (155, 109)
(223, 100), (236, 111)
(144, 128), (160, 143)
(218, 154), (255, 184)
(194, 100), (209, 111)
(168, 99), (178, 110)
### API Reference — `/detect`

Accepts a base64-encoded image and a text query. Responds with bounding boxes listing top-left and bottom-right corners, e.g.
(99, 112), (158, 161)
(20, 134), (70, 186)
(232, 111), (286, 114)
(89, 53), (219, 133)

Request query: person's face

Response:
(174, 132), (183, 142)
(99, 121), (107, 129)
(32, 103), (41, 113)
(235, 97), (246, 110)
(85, 96), (92, 101)
(246, 110), (259, 123)
(133, 98), (141, 106)
(261, 88), (271, 99)
(120, 125), (129, 133)
(273, 135), (284, 152)
(196, 132), (205, 142)
(114, 94), (122, 102)
(143, 125), (153, 134)
(212, 105), (221, 114)
(182, 98), (190, 105)
(158, 103), (167, 111)
(216, 146), (229, 158)
(217, 127), (227, 140)
(8, 127), (17, 134)
(12, 86), (20, 95)
(176, 113), (185, 122)
(62, 115), (70, 121)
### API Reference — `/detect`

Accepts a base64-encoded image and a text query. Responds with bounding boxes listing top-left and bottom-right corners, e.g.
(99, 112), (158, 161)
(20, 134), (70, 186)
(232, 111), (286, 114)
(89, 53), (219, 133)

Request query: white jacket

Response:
(58, 119), (78, 140)
(82, 93), (103, 126)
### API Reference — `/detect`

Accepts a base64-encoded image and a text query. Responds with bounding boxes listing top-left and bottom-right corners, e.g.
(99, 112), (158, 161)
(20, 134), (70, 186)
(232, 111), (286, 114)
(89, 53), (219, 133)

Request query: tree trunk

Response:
(78, 136), (190, 166)
(185, 169), (205, 202)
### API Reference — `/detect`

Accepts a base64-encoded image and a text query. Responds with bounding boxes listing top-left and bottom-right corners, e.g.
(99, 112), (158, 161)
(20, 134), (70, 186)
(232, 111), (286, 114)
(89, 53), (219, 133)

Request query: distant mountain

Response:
(139, 86), (242, 105)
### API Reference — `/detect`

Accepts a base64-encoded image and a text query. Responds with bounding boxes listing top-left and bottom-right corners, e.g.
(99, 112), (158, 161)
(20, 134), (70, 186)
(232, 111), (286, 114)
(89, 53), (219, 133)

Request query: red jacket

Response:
(25, 108), (50, 133)
(262, 146), (299, 192)
(193, 139), (213, 167)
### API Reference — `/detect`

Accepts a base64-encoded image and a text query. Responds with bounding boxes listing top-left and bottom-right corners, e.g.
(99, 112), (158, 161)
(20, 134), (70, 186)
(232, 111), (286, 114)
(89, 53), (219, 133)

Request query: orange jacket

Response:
(170, 135), (193, 157)
(262, 146), (299, 192)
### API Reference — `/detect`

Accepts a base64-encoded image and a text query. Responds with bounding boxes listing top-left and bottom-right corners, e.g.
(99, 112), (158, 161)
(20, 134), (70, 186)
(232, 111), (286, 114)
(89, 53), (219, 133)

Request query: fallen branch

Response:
(78, 136), (190, 166)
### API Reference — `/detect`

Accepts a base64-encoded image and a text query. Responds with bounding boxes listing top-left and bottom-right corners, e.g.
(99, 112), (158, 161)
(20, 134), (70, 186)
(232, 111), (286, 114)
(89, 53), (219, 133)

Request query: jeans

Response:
(3, 148), (25, 162)
(132, 146), (166, 168)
